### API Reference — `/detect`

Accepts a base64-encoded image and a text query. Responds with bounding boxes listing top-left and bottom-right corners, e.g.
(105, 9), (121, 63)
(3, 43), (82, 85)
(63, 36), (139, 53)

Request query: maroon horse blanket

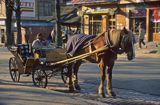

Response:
(66, 34), (96, 56)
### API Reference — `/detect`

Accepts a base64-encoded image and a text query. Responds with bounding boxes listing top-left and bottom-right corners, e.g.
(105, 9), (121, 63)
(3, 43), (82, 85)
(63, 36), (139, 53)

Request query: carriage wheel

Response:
(9, 57), (20, 82)
(32, 68), (48, 88)
(61, 67), (69, 84)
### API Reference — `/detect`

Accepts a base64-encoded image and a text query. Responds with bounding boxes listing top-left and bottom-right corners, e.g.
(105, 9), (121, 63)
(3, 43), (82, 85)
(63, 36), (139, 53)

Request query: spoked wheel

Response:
(9, 57), (20, 82)
(61, 67), (69, 84)
(32, 68), (48, 88)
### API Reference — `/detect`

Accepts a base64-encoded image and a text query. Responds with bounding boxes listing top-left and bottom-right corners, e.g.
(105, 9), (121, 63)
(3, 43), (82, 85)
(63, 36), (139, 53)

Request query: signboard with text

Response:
(14, 0), (35, 17)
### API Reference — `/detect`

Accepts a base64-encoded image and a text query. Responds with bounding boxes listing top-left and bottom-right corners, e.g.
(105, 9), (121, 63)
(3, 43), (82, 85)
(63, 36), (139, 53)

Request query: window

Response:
(38, 1), (53, 16)
(89, 15), (102, 35)
(109, 15), (116, 29)
(130, 18), (146, 35)
(129, 9), (146, 35)
(152, 9), (160, 33)
(153, 22), (160, 33)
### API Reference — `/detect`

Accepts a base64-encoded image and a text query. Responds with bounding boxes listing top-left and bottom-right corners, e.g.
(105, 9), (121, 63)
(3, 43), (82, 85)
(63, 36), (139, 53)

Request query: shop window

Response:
(153, 22), (160, 33)
(39, 1), (53, 16)
(129, 9), (146, 35)
(1, 29), (5, 43)
(152, 9), (160, 33)
(109, 15), (116, 29)
(130, 18), (146, 35)
(89, 15), (102, 35)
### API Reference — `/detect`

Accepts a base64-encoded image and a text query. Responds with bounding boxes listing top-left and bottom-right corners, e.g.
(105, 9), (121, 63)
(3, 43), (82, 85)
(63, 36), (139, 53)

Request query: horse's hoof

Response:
(108, 91), (116, 97)
(99, 93), (106, 98)
(68, 86), (74, 92)
(74, 84), (81, 91)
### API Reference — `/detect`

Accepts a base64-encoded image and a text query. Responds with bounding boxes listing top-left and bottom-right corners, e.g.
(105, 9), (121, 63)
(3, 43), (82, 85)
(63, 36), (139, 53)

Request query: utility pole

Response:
(55, 0), (62, 47)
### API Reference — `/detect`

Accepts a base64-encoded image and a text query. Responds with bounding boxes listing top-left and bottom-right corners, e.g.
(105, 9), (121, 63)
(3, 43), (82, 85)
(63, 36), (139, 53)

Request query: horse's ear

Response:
(123, 27), (129, 34)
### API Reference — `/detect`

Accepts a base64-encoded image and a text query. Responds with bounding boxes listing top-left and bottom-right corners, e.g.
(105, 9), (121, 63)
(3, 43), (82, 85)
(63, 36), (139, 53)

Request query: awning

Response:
(130, 9), (146, 18)
(51, 5), (81, 26)
(21, 20), (54, 27)
(70, 0), (118, 4)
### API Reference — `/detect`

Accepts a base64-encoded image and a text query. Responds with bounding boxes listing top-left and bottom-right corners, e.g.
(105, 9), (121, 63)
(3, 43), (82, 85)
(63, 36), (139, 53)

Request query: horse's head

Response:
(119, 28), (135, 61)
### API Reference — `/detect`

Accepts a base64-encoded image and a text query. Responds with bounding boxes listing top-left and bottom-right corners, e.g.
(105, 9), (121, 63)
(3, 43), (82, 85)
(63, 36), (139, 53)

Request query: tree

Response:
(5, 0), (21, 45)
(15, 0), (22, 44)
(5, 0), (14, 45)
(55, 0), (62, 47)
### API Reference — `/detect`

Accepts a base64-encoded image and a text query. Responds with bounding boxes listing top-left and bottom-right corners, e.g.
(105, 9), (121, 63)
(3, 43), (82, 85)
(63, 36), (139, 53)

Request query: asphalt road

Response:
(0, 47), (160, 104)
(77, 54), (160, 97)
(113, 55), (160, 96)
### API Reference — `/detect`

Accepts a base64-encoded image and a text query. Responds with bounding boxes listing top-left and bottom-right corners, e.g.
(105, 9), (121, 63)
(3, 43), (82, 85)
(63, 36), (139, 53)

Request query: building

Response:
(124, 0), (160, 42)
(0, 0), (56, 45)
(69, 0), (160, 42)
(0, 0), (6, 44)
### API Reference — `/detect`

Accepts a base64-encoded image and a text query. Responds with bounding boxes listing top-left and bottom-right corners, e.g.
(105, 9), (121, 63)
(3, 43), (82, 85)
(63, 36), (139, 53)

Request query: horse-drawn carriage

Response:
(8, 28), (135, 97)
(8, 44), (69, 88)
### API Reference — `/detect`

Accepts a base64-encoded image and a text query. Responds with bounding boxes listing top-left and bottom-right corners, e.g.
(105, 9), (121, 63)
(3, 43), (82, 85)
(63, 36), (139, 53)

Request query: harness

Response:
(105, 30), (122, 54)
(73, 29), (126, 58)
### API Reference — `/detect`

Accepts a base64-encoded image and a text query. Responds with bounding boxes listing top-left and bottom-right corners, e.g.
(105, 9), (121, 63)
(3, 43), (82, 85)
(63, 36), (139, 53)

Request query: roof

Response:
(52, 5), (81, 26)
(68, 0), (118, 5)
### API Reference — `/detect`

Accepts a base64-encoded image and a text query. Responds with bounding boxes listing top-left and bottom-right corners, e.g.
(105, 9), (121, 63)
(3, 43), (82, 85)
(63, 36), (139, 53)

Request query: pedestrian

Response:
(47, 33), (53, 43)
(138, 22), (146, 49)
(51, 28), (55, 43)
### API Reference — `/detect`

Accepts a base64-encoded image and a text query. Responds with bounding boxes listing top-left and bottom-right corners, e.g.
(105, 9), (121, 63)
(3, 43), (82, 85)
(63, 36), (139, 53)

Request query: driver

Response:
(32, 33), (49, 49)
(32, 33), (49, 58)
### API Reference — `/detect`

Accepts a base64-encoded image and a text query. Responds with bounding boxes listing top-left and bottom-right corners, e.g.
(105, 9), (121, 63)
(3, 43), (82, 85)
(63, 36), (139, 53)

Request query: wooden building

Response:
(70, 0), (160, 42)
(126, 0), (160, 42)
(76, 1), (126, 35)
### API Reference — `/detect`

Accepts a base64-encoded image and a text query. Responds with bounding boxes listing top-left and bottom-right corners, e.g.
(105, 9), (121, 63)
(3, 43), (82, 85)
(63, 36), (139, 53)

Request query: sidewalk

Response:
(135, 42), (159, 54)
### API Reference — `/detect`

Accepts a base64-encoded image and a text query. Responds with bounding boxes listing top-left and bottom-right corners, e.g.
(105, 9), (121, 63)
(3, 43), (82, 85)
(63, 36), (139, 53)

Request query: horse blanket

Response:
(66, 34), (96, 56)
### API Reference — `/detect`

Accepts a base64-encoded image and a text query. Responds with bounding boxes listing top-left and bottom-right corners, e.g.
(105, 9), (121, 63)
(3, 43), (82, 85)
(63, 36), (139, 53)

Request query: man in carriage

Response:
(32, 33), (51, 59)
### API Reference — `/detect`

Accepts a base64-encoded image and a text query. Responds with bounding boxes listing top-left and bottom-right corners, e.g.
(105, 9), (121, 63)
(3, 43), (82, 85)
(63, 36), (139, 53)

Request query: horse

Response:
(66, 28), (135, 98)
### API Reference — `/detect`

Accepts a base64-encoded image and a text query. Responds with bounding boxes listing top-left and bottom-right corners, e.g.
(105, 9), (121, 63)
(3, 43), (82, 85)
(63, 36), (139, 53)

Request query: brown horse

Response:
(66, 28), (135, 98)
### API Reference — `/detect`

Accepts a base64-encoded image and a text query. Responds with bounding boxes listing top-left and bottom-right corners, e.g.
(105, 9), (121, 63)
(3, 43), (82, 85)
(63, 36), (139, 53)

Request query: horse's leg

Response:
(73, 61), (81, 90)
(67, 63), (74, 92)
(98, 60), (106, 98)
(106, 64), (116, 97)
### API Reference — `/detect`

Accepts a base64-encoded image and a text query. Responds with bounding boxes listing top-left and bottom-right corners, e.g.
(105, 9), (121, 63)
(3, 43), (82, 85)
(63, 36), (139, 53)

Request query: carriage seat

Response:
(17, 44), (32, 63)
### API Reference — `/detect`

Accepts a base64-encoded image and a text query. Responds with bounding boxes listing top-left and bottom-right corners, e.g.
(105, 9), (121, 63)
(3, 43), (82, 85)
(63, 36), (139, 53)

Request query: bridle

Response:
(104, 29), (124, 54)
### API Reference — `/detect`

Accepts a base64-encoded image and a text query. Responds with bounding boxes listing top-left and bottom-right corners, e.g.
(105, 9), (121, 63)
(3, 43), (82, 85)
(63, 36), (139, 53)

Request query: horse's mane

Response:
(94, 31), (106, 39)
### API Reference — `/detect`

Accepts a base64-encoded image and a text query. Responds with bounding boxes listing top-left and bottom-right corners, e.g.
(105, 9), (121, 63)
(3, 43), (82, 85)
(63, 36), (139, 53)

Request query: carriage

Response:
(8, 44), (69, 88)
(8, 42), (108, 88)
(8, 29), (135, 97)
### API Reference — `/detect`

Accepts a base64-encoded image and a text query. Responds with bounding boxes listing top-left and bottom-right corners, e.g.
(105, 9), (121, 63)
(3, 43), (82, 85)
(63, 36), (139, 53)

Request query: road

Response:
(78, 54), (160, 96)
(0, 47), (160, 105)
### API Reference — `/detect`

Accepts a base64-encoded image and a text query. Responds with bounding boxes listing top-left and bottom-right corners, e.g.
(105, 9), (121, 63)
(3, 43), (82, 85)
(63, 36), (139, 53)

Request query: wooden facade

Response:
(146, 7), (160, 42)
(75, 0), (160, 42)
(81, 5), (126, 35)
